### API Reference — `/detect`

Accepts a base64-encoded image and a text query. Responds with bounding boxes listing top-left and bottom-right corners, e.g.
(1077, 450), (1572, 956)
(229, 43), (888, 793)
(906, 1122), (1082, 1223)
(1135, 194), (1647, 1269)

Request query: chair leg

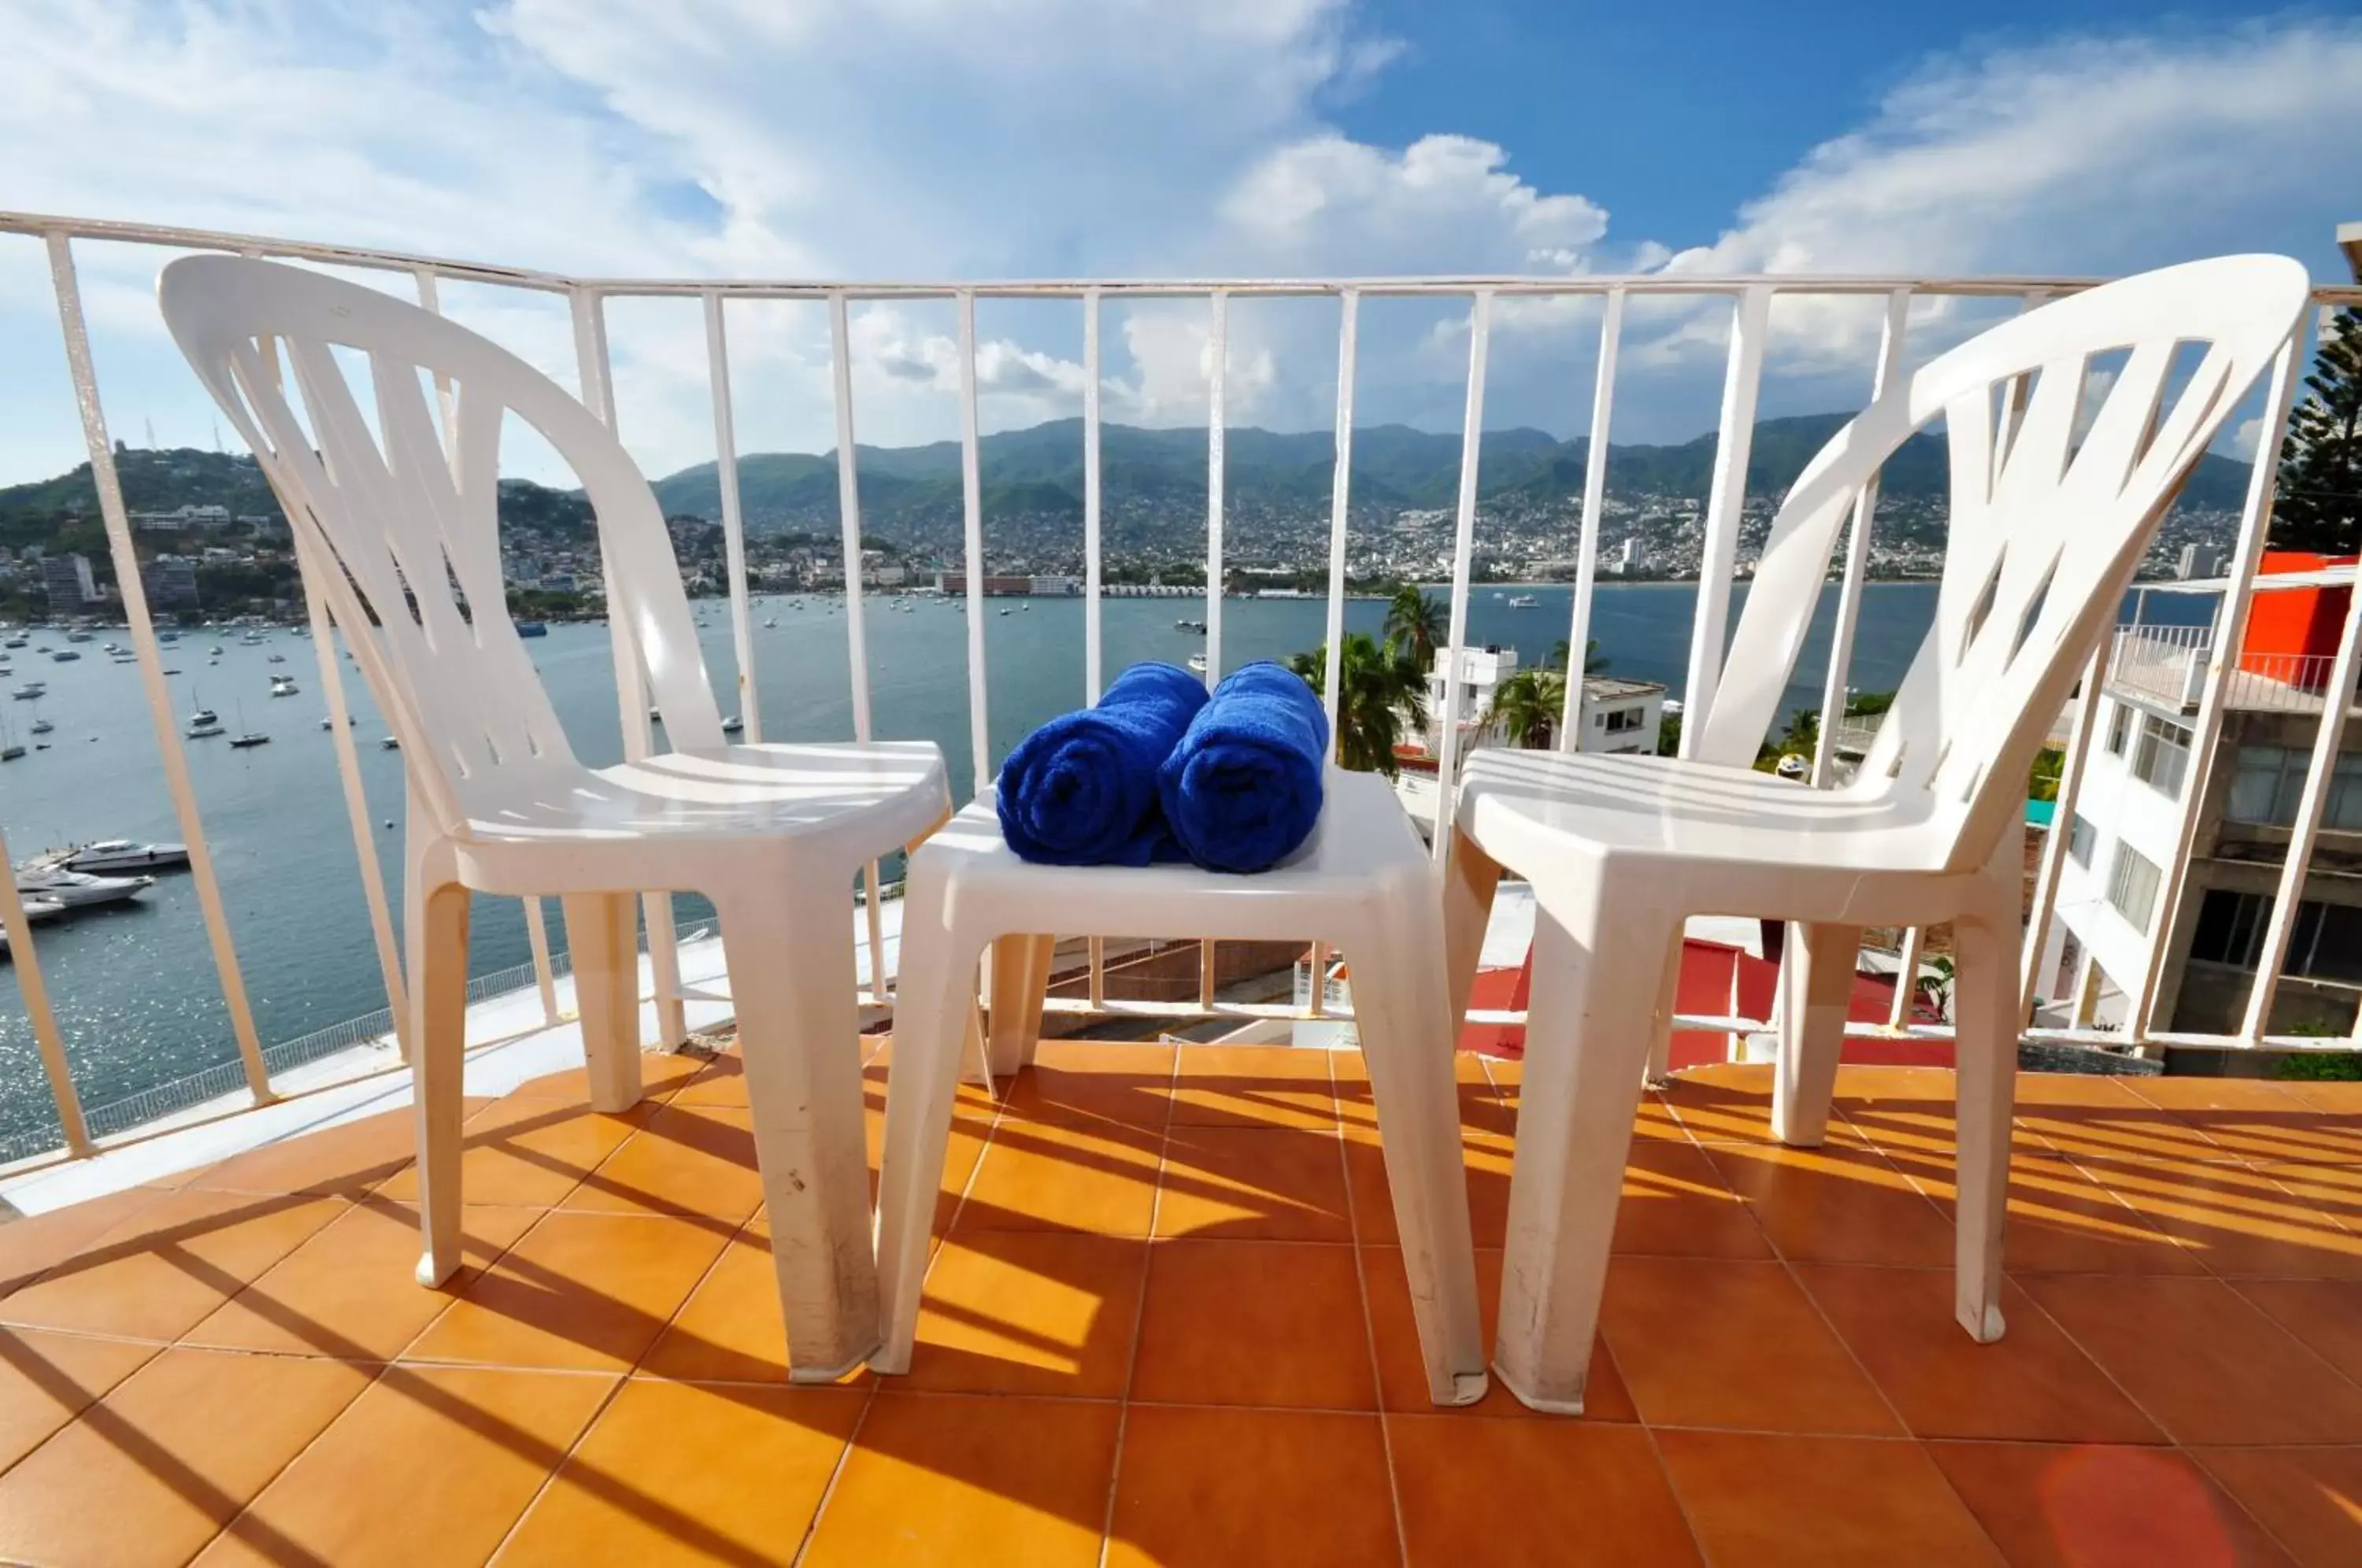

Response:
(407, 868), (470, 1288)
(987, 934), (1053, 1080)
(1643, 929), (1683, 1085)
(561, 893), (644, 1114)
(1442, 825), (1503, 1037)
(1950, 882), (2017, 1344)
(716, 883), (881, 1381)
(1348, 909), (1489, 1406)
(1771, 923), (1862, 1146)
(875, 893), (985, 1374)
(1493, 888), (1672, 1414)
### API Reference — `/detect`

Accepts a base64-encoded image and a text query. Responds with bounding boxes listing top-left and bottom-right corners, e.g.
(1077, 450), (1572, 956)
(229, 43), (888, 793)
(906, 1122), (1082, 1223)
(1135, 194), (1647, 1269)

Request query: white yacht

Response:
(1187, 653), (1209, 675)
(1507, 594), (1539, 608)
(268, 675), (299, 697)
(63, 839), (190, 874)
(12, 682), (46, 701)
(17, 864), (154, 909)
(28, 716), (54, 735)
(721, 715), (745, 734)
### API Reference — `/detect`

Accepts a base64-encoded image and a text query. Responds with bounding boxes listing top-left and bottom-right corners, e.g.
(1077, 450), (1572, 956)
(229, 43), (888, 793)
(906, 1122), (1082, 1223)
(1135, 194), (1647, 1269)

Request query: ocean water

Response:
(0, 580), (1968, 1145)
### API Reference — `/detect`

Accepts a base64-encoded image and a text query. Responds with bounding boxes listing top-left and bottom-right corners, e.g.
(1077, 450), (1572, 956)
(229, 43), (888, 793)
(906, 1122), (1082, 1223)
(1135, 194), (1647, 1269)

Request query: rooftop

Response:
(3, 1039), (2360, 1565)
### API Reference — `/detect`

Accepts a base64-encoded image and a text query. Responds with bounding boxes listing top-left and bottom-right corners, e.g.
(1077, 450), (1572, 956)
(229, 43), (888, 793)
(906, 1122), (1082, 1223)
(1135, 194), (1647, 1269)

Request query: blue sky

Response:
(1, 0), (2357, 486)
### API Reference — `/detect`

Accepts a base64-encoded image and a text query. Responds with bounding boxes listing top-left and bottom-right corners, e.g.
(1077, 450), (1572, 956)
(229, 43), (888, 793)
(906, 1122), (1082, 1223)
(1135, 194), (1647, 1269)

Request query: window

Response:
(2228, 747), (2362, 830)
(2067, 813), (2097, 867)
(2107, 702), (2132, 756)
(1604, 707), (1646, 734)
(2230, 745), (2305, 825)
(2106, 845), (2163, 930)
(2189, 889), (2268, 968)
(2188, 890), (2362, 984)
(2331, 756), (2362, 833)
(2130, 715), (2192, 797)
(2289, 901), (2362, 984)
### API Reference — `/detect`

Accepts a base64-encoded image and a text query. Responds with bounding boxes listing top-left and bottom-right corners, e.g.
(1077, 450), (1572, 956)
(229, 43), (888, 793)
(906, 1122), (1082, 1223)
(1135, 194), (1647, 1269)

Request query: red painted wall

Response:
(2242, 550), (2358, 671)
(1460, 938), (1953, 1070)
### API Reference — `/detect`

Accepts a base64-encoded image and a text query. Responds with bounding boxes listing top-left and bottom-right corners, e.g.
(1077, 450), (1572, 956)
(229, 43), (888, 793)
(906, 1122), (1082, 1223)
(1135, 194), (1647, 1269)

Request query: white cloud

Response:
(0, 5), (2353, 488)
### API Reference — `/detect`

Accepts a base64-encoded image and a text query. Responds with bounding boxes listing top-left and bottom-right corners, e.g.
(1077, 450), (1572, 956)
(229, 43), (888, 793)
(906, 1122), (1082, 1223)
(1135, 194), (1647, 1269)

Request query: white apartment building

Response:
(2037, 622), (2362, 1037)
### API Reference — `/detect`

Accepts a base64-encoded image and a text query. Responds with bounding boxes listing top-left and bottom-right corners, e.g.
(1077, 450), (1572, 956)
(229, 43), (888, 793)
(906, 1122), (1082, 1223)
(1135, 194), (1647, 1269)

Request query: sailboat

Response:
(186, 690), (224, 739)
(228, 700), (269, 748)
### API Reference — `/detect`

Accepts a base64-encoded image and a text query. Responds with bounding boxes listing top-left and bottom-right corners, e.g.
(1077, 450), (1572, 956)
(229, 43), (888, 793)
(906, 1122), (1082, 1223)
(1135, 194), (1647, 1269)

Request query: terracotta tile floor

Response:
(2, 1046), (2360, 1565)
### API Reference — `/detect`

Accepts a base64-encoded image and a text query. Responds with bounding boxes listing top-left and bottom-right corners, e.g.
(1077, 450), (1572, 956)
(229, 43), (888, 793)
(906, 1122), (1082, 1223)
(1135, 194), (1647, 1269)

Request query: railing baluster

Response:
(1320, 290), (1360, 741)
(1205, 290), (1228, 688)
(1810, 288), (1912, 786)
(1083, 287), (1104, 706)
(412, 265), (553, 1025)
(2131, 336), (2307, 1043)
(2020, 649), (2104, 1022)
(956, 290), (990, 784)
(1679, 285), (1770, 756)
(1087, 935), (1106, 1011)
(825, 294), (891, 1001)
(1886, 924), (1928, 1030)
(705, 291), (763, 744)
(1558, 288), (1623, 749)
(1431, 290), (1494, 858)
(2240, 562), (2362, 1040)
(0, 819), (91, 1156)
(44, 231), (273, 1104)
(570, 284), (688, 1048)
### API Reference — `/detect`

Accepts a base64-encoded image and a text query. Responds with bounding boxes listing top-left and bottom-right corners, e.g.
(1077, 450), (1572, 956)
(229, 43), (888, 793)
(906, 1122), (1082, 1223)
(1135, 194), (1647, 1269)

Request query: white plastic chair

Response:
(160, 255), (949, 1381)
(873, 766), (1490, 1405)
(1439, 255), (2310, 1414)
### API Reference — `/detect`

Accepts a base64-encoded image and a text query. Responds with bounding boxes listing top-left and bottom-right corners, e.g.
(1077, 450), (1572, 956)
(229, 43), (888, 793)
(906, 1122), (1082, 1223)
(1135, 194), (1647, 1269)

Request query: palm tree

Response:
(1384, 584), (1447, 673)
(1290, 633), (1428, 778)
(1547, 638), (1609, 675)
(1487, 668), (1568, 749)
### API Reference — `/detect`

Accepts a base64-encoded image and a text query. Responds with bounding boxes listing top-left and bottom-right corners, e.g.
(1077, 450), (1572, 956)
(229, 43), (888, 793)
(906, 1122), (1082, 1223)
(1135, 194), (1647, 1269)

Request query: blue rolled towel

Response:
(1159, 660), (1330, 873)
(997, 661), (1209, 866)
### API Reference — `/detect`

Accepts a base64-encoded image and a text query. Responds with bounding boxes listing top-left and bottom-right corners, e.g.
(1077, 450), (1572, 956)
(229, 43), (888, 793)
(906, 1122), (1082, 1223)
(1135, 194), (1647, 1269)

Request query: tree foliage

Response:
(2271, 307), (2362, 555)
(1383, 584), (1447, 673)
(1488, 668), (1569, 749)
(1289, 633), (1427, 778)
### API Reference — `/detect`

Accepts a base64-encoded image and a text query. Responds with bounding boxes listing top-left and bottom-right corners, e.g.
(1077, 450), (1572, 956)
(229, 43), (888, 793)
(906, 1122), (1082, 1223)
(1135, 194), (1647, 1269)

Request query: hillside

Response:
(648, 412), (2256, 533)
(2, 415), (2256, 558)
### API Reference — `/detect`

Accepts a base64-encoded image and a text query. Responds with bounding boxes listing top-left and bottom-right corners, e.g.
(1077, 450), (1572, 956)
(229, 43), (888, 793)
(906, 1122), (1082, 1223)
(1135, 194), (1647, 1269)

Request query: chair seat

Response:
(451, 740), (948, 891)
(1458, 747), (1949, 878)
(917, 766), (1430, 943)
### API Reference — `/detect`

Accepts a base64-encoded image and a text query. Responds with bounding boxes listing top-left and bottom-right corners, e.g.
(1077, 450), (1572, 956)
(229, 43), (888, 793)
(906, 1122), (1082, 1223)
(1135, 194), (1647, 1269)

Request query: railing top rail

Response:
(11, 209), (2361, 304)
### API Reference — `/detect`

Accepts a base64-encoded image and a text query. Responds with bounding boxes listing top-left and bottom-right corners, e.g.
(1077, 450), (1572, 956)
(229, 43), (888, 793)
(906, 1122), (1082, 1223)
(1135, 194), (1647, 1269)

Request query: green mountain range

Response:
(647, 412), (2255, 532)
(1, 413), (2255, 553)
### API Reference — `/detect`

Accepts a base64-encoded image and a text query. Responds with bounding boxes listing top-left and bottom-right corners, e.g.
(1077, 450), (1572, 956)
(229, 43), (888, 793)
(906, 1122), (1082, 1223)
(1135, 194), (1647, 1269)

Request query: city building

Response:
(1572, 674), (1668, 755)
(1616, 536), (1647, 575)
(41, 552), (97, 612)
(932, 571), (1082, 596)
(2036, 555), (2362, 1036)
(140, 554), (200, 609)
(2178, 542), (2227, 579)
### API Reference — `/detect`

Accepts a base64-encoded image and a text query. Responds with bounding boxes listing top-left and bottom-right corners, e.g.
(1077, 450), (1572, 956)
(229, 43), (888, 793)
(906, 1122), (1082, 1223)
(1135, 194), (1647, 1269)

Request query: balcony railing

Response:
(2108, 623), (2362, 716)
(2, 208), (2359, 1170)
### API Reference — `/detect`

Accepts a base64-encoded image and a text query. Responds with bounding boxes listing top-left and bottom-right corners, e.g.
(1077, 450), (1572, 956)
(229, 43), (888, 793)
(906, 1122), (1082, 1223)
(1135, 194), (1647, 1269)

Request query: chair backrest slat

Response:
(1694, 255), (2308, 871)
(160, 255), (727, 837)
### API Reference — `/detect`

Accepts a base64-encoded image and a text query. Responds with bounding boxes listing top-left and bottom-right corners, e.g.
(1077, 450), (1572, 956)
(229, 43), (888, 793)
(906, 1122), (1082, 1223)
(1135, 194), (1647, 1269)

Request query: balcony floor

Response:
(2, 1042), (2360, 1565)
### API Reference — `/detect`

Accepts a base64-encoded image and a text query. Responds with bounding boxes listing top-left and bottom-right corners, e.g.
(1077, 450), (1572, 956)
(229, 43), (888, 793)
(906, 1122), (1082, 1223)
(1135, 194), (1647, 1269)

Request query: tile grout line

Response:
(483, 1063), (772, 1566)
(159, 1080), (618, 1564)
(1093, 1037), (1180, 1568)
(1697, 1070), (2018, 1567)
(1334, 1046), (1412, 1568)
(788, 1026), (956, 1568)
(1596, 1061), (1723, 1568)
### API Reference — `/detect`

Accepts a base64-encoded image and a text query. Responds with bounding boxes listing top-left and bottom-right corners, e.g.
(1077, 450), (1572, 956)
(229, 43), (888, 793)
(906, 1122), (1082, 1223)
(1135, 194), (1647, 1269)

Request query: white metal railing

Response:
(2, 206), (2360, 1168)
